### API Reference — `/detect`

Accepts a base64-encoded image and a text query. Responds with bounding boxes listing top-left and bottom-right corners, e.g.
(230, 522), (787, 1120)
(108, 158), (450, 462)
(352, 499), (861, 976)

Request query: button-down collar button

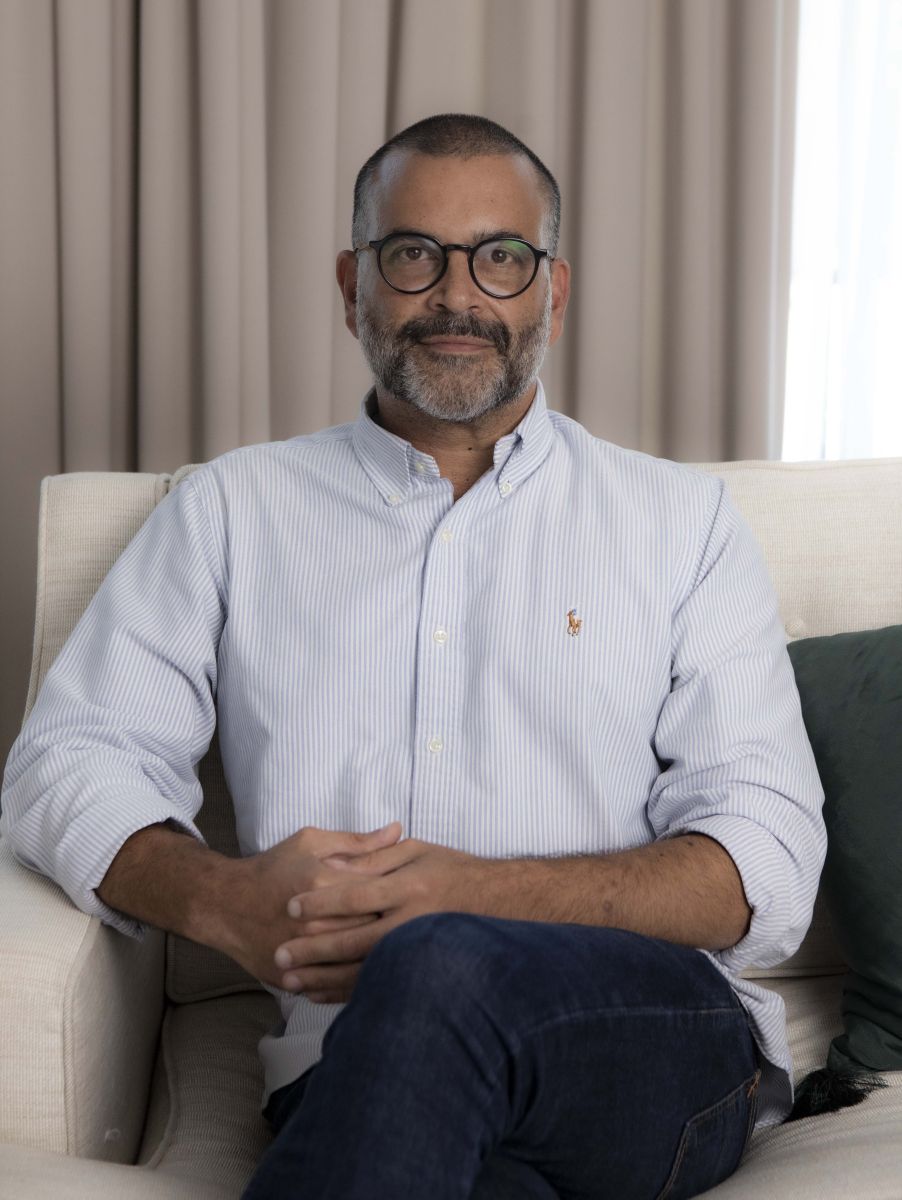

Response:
(499, 480), (513, 497)
(387, 494), (402, 505)
(415, 461), (427, 474)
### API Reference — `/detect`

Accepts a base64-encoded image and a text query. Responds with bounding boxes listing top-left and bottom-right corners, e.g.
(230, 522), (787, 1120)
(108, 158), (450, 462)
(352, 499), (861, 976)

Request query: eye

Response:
(382, 236), (443, 270)
(481, 240), (531, 268)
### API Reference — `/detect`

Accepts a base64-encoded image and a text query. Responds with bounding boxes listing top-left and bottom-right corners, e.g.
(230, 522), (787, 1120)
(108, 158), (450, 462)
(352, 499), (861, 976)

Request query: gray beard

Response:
(356, 294), (551, 424)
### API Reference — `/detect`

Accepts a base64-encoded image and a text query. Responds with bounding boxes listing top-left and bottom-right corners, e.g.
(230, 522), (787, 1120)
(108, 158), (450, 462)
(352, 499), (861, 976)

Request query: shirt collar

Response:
(351, 379), (555, 506)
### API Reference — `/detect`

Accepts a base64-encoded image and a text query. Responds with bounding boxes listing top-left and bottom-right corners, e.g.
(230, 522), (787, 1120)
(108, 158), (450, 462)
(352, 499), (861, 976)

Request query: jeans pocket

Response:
(655, 1069), (761, 1200)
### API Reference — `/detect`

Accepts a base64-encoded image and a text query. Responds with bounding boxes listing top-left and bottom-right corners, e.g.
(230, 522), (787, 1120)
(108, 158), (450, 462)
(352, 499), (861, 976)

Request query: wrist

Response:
(455, 854), (543, 921)
(177, 843), (247, 954)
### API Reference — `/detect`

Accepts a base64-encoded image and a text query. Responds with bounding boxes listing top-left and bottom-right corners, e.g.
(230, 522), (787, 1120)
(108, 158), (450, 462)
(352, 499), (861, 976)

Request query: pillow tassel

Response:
(786, 1065), (888, 1121)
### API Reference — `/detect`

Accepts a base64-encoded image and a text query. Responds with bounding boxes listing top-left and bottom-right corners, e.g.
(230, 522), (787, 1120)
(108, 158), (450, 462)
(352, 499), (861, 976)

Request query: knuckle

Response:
(294, 825), (315, 851)
(335, 929), (356, 958)
(343, 927), (370, 958)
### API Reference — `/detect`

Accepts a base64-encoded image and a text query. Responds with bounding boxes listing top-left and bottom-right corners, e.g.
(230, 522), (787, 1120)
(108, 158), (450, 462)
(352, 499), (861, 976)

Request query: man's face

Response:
(340, 151), (568, 425)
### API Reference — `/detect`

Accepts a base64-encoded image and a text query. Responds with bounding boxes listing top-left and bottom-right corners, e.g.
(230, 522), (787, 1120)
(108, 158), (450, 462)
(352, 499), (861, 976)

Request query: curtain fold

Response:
(0, 0), (799, 763)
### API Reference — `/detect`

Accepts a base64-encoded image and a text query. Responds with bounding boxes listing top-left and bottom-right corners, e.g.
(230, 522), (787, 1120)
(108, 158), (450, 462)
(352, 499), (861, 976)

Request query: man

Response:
(1, 115), (825, 1199)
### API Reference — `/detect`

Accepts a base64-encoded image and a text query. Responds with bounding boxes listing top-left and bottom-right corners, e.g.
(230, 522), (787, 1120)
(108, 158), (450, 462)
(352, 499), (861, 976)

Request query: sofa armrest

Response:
(0, 838), (165, 1164)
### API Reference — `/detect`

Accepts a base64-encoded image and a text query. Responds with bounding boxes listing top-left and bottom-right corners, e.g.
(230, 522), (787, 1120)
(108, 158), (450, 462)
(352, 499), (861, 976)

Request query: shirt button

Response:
(433, 628), (448, 645)
(415, 462), (427, 474)
(388, 494), (402, 505)
(499, 481), (512, 497)
(427, 736), (444, 753)
(440, 529), (454, 543)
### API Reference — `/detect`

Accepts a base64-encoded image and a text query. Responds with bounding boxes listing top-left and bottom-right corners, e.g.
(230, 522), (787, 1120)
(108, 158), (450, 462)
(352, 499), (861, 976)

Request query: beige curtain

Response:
(0, 0), (799, 763)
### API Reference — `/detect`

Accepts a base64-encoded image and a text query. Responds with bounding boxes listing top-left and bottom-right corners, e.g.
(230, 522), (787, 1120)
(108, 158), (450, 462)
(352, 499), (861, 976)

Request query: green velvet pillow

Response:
(786, 623), (902, 1119)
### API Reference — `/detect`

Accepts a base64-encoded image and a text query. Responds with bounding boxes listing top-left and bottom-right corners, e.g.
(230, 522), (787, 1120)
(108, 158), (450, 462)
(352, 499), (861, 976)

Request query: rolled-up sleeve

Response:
(0, 474), (227, 940)
(647, 478), (827, 972)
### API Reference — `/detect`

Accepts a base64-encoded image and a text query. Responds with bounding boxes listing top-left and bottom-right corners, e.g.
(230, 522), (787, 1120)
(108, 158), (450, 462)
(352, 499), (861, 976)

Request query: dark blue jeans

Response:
(242, 913), (761, 1200)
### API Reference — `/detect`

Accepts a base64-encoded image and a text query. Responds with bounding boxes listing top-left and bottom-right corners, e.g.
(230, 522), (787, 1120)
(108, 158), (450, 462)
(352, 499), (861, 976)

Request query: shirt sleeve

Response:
(0, 474), (227, 940)
(647, 477), (827, 972)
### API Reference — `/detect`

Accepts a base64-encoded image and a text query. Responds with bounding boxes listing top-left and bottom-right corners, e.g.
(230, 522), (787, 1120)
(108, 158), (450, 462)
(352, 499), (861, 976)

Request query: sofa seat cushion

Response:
(698, 1076), (902, 1198)
(698, 975), (902, 1197)
(0, 1143), (233, 1200)
(137, 991), (280, 1194)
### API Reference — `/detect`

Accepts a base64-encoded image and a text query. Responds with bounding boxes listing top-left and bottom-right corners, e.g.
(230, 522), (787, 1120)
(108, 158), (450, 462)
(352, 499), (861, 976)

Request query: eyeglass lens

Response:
(378, 234), (537, 297)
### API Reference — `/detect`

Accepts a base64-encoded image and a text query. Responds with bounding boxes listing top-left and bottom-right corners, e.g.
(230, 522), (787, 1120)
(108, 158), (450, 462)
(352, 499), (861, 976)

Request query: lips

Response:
(418, 337), (494, 352)
(399, 316), (510, 355)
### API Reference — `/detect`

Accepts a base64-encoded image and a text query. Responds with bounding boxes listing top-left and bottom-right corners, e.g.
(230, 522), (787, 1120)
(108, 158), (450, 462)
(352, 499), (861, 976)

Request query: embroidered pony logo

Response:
(567, 608), (582, 637)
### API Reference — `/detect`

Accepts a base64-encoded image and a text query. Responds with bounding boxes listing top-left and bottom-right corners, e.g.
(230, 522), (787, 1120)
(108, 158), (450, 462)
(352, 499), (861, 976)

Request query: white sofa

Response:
(1, 459), (901, 1199)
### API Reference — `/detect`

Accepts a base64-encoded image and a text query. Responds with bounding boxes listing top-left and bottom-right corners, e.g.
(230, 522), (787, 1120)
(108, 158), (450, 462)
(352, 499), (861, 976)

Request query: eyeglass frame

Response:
(354, 231), (552, 299)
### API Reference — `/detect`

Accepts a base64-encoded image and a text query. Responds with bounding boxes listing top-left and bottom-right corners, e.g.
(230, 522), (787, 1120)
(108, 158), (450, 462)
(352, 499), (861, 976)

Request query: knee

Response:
(361, 911), (510, 1004)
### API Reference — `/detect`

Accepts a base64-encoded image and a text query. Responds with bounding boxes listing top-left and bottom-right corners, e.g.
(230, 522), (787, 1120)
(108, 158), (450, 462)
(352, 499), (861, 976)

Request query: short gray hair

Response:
(352, 113), (561, 255)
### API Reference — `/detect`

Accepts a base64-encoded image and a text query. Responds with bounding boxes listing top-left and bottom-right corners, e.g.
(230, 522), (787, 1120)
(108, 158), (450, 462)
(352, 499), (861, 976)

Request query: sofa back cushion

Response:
(693, 459), (902, 978)
(23, 458), (902, 997)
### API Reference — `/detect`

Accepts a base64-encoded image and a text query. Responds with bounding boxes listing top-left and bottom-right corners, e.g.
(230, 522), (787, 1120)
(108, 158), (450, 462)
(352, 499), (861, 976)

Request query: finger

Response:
(275, 918), (382, 970)
(321, 841), (421, 875)
(288, 876), (389, 922)
(282, 960), (362, 999)
(319, 854), (390, 875)
(315, 822), (403, 859)
(297, 913), (379, 936)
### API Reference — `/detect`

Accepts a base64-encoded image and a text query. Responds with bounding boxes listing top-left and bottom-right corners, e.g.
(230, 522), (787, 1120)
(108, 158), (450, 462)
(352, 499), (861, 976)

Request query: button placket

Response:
(408, 512), (464, 841)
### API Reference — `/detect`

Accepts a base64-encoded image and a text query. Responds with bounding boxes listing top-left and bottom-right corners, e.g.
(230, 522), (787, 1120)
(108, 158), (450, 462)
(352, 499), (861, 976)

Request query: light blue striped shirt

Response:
(1, 381), (826, 1128)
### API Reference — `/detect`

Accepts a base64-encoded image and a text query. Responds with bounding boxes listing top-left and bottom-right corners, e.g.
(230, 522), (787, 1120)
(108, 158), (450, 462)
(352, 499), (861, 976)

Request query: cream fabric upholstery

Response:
(1, 457), (901, 1197)
(0, 838), (165, 1164)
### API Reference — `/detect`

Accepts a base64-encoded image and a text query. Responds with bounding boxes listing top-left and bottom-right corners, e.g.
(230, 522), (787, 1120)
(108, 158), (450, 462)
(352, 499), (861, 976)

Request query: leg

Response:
(258, 1064), (560, 1199)
(243, 913), (759, 1200)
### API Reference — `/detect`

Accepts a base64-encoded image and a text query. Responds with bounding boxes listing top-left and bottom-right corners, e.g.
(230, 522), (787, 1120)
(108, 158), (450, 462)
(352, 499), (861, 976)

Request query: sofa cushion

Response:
(697, 976), (902, 1198)
(0, 1144), (233, 1200)
(137, 992), (279, 1193)
(786, 624), (902, 1076)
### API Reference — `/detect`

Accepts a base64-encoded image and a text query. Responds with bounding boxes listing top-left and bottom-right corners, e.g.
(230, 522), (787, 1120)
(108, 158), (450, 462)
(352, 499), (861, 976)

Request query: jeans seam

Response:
(514, 1005), (750, 1049)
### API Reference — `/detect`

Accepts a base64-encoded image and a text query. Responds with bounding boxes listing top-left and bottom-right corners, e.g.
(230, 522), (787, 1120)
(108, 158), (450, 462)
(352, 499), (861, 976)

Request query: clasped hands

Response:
(270, 822), (480, 1005)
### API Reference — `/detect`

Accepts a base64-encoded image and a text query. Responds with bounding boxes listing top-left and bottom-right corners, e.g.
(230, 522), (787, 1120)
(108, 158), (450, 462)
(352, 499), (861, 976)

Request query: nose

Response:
(426, 247), (483, 312)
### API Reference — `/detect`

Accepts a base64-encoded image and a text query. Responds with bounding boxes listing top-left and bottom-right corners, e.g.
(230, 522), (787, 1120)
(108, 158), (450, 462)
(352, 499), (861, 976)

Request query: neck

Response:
(371, 383), (536, 501)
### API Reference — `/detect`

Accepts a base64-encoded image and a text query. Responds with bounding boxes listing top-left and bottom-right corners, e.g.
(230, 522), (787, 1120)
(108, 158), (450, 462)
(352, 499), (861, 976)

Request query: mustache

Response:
(397, 314), (511, 355)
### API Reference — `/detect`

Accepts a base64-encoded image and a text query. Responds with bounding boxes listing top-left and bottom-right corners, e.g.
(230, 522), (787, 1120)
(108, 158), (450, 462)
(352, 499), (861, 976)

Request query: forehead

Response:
(366, 150), (547, 242)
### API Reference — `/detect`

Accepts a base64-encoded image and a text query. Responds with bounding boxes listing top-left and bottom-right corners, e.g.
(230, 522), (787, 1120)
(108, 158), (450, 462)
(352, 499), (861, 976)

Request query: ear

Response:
(336, 250), (359, 338)
(548, 257), (571, 347)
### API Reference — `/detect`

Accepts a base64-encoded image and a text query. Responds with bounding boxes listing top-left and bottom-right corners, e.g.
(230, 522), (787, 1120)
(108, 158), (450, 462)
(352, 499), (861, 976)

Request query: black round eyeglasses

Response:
(355, 231), (550, 299)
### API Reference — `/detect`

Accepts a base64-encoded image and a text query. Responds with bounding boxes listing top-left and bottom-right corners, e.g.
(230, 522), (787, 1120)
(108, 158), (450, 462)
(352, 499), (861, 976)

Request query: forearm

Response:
(95, 822), (240, 951)
(467, 833), (752, 951)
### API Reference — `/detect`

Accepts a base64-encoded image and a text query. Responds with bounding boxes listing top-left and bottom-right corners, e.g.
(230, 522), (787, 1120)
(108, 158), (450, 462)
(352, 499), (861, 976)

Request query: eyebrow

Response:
(381, 227), (536, 245)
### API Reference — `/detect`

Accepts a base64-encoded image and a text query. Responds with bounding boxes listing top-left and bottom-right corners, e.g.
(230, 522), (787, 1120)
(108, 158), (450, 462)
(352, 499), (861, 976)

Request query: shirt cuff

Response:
(659, 814), (795, 971)
(77, 803), (208, 941)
